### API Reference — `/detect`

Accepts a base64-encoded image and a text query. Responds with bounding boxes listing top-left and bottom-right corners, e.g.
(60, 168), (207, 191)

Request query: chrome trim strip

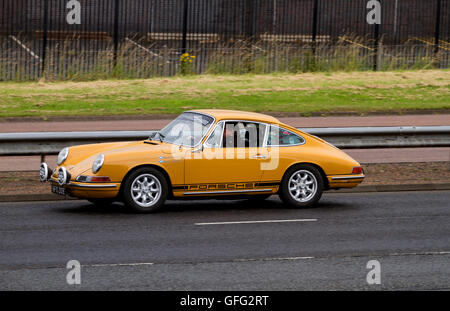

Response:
(331, 175), (365, 180)
(183, 189), (273, 195)
(203, 120), (225, 148)
(67, 183), (118, 189)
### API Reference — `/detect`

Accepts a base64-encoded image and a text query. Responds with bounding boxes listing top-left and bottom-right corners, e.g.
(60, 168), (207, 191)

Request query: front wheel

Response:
(122, 167), (168, 213)
(279, 164), (324, 208)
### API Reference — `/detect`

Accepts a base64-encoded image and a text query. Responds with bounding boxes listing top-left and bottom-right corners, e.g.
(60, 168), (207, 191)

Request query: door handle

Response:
(252, 155), (267, 159)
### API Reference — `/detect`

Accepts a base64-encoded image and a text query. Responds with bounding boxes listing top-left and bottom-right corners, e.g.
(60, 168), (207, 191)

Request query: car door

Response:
(184, 120), (269, 192)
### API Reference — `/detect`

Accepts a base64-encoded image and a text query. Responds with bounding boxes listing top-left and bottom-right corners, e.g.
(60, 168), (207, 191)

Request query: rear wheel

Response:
(122, 167), (168, 213)
(279, 164), (324, 208)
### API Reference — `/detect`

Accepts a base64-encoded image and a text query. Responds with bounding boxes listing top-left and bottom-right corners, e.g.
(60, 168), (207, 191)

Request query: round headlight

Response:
(92, 154), (104, 174)
(57, 147), (69, 165)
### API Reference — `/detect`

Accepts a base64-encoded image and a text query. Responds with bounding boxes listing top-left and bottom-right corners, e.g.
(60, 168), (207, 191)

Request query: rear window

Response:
(267, 125), (305, 146)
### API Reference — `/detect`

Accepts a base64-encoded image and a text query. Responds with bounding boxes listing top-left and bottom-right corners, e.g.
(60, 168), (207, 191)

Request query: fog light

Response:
(39, 163), (52, 182)
(57, 167), (71, 185)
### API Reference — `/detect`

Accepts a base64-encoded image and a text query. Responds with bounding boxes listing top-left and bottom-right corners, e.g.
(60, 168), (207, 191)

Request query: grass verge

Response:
(0, 70), (448, 118)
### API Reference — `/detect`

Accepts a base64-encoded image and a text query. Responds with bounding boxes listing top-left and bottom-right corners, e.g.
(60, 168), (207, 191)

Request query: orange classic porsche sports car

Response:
(40, 110), (364, 212)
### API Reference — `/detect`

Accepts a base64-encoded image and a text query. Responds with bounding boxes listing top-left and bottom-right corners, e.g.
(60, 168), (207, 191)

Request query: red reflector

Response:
(90, 176), (111, 182)
(352, 167), (363, 174)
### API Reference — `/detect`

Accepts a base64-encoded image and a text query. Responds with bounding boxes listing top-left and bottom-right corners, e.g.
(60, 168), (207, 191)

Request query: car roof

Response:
(190, 109), (280, 124)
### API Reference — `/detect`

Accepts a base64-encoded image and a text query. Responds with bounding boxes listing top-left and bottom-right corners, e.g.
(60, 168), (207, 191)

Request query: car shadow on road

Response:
(55, 195), (352, 215)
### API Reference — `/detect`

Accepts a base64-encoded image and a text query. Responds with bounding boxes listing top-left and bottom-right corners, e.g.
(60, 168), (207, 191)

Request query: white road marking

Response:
(389, 251), (450, 256)
(86, 262), (154, 267)
(79, 251), (449, 269)
(195, 218), (318, 226)
(232, 256), (315, 262)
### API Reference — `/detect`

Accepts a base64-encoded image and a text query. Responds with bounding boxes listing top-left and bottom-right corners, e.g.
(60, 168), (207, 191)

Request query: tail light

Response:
(351, 166), (363, 174)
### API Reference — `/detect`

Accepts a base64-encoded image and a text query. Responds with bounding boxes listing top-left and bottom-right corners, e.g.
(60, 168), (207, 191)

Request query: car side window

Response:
(204, 122), (224, 148)
(222, 121), (267, 148)
(267, 125), (304, 146)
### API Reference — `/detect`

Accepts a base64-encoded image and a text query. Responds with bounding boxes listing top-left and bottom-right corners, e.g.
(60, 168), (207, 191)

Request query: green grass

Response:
(0, 70), (448, 118)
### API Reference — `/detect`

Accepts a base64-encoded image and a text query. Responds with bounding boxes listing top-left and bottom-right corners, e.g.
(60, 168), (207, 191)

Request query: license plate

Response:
(51, 184), (66, 196)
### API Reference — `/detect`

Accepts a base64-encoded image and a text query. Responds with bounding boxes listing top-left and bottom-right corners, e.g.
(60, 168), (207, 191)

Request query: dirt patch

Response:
(361, 162), (449, 185)
(1, 162), (448, 196)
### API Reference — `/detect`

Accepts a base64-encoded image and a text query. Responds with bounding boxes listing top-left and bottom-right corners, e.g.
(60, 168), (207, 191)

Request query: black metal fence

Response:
(0, 0), (449, 80)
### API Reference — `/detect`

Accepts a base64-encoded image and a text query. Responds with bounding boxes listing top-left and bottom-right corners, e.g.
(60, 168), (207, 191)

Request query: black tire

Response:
(279, 164), (324, 208)
(122, 167), (168, 213)
(87, 198), (115, 206)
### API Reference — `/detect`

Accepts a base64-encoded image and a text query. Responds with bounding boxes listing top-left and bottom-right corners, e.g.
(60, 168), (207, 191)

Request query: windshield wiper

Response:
(157, 132), (165, 143)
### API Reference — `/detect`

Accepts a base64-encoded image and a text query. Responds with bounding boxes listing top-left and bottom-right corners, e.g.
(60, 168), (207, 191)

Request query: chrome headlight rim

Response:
(92, 154), (105, 174)
(57, 147), (69, 165)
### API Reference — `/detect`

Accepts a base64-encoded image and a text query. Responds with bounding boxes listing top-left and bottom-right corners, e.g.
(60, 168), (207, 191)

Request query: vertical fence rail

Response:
(181, 0), (189, 55)
(312, 0), (319, 54)
(113, 0), (120, 68)
(435, 0), (442, 55)
(41, 0), (49, 78)
(374, 22), (380, 71)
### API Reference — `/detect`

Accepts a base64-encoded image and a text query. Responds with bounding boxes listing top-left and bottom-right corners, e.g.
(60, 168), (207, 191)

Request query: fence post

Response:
(113, 0), (120, 68)
(373, 23), (379, 71)
(312, 0), (319, 54)
(434, 0), (441, 56)
(41, 0), (49, 79)
(246, 0), (255, 40)
(181, 0), (189, 55)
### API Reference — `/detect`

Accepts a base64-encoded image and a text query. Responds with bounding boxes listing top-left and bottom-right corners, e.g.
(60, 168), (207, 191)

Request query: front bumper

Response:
(41, 162), (120, 199)
(49, 179), (120, 199)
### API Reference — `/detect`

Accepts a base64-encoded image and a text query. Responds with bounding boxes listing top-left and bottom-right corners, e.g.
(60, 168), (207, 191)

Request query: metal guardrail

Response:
(0, 126), (449, 157)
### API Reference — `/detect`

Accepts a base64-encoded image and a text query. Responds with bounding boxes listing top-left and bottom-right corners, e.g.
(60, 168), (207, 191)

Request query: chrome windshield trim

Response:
(331, 175), (365, 180)
(183, 189), (273, 195)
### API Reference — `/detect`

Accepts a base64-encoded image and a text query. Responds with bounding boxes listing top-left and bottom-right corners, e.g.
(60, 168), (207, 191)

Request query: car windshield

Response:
(156, 112), (214, 147)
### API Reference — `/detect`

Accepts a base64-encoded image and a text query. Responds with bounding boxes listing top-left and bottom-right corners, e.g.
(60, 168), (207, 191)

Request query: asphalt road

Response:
(0, 191), (449, 290)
